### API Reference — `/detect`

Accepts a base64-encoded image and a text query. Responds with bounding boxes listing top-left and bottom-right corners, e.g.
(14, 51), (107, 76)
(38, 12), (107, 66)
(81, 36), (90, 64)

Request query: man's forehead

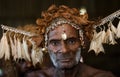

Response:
(48, 24), (79, 40)
(48, 33), (78, 41)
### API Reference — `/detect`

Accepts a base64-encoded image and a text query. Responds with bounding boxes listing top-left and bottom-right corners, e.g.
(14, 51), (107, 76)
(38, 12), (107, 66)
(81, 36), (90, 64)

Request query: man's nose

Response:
(61, 42), (68, 53)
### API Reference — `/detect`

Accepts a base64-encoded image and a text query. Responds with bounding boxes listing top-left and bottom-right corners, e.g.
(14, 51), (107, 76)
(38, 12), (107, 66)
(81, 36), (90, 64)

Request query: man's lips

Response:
(58, 58), (72, 62)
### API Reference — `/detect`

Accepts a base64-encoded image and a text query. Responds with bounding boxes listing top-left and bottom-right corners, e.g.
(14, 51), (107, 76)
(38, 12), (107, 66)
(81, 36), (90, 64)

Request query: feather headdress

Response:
(0, 25), (45, 66)
(0, 5), (120, 66)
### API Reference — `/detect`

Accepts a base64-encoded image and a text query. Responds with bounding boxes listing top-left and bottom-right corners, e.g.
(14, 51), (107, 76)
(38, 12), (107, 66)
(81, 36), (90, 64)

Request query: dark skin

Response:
(47, 24), (81, 70)
(23, 24), (116, 77)
(16, 59), (33, 74)
(15, 36), (42, 77)
(24, 24), (82, 77)
(15, 36), (50, 77)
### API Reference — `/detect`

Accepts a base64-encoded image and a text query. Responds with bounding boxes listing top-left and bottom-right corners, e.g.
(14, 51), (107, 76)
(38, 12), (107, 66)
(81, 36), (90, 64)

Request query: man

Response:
(24, 5), (116, 77)
(14, 24), (47, 77)
(0, 4), (118, 77)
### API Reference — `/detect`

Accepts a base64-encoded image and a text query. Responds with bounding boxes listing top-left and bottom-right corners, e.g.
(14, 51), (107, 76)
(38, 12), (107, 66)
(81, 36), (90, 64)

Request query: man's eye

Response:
(49, 41), (60, 46)
(67, 39), (76, 44)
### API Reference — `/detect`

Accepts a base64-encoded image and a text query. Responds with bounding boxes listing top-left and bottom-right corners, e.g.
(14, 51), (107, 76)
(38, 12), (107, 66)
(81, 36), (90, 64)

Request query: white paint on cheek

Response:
(49, 48), (81, 68)
(75, 48), (81, 64)
(48, 51), (58, 67)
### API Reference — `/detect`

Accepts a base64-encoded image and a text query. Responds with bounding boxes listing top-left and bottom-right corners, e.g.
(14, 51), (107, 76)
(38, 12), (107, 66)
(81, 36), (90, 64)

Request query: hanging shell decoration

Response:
(0, 25), (44, 66)
(89, 9), (120, 54)
(0, 9), (120, 65)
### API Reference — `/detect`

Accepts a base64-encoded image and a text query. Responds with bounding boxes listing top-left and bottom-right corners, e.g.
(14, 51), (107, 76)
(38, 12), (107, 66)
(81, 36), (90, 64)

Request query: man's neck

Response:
(54, 63), (80, 77)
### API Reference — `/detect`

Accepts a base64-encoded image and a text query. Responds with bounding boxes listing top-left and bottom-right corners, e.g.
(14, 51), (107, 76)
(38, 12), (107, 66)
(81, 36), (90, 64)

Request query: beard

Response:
(48, 48), (81, 69)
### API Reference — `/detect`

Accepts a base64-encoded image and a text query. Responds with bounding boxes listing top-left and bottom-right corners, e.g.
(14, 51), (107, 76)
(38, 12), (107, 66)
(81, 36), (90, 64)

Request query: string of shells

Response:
(89, 9), (120, 55)
(0, 25), (45, 66)
(0, 9), (120, 65)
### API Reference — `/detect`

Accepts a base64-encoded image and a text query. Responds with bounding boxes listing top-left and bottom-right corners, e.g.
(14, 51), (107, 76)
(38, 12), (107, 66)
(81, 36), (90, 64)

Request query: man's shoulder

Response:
(25, 66), (54, 77)
(79, 63), (116, 77)
(25, 69), (50, 77)
(25, 63), (116, 77)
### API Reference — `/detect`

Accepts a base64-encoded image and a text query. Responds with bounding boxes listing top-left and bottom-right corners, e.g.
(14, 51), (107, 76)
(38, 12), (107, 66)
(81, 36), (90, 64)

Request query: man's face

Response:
(47, 24), (81, 69)
(15, 59), (34, 74)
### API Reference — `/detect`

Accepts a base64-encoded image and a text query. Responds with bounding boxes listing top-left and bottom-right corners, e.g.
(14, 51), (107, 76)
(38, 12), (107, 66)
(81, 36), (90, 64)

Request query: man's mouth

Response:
(59, 58), (71, 62)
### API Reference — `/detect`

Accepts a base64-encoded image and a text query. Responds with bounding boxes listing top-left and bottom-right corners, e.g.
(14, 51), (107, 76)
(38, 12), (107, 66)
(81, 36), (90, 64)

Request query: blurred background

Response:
(0, 0), (120, 77)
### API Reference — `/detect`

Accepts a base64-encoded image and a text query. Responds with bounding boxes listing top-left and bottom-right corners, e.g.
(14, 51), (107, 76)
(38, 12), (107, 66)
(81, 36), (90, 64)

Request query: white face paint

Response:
(48, 48), (81, 69)
(47, 24), (81, 69)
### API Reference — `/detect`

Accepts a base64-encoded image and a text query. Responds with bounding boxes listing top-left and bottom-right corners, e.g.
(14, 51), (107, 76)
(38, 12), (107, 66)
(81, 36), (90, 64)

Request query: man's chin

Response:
(57, 62), (75, 69)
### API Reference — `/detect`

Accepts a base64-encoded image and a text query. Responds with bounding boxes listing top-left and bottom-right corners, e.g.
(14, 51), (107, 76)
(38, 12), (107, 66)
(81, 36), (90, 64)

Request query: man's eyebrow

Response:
(48, 39), (61, 42)
(66, 37), (79, 40)
(48, 36), (79, 41)
(67, 36), (79, 39)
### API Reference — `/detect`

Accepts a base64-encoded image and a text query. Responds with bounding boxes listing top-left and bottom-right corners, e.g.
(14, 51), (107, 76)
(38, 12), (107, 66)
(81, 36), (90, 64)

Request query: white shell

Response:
(61, 33), (67, 40)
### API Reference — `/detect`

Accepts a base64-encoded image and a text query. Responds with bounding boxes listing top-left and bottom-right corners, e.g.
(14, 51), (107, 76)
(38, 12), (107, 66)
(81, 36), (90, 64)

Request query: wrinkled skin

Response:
(47, 24), (81, 69)
(23, 23), (116, 77)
